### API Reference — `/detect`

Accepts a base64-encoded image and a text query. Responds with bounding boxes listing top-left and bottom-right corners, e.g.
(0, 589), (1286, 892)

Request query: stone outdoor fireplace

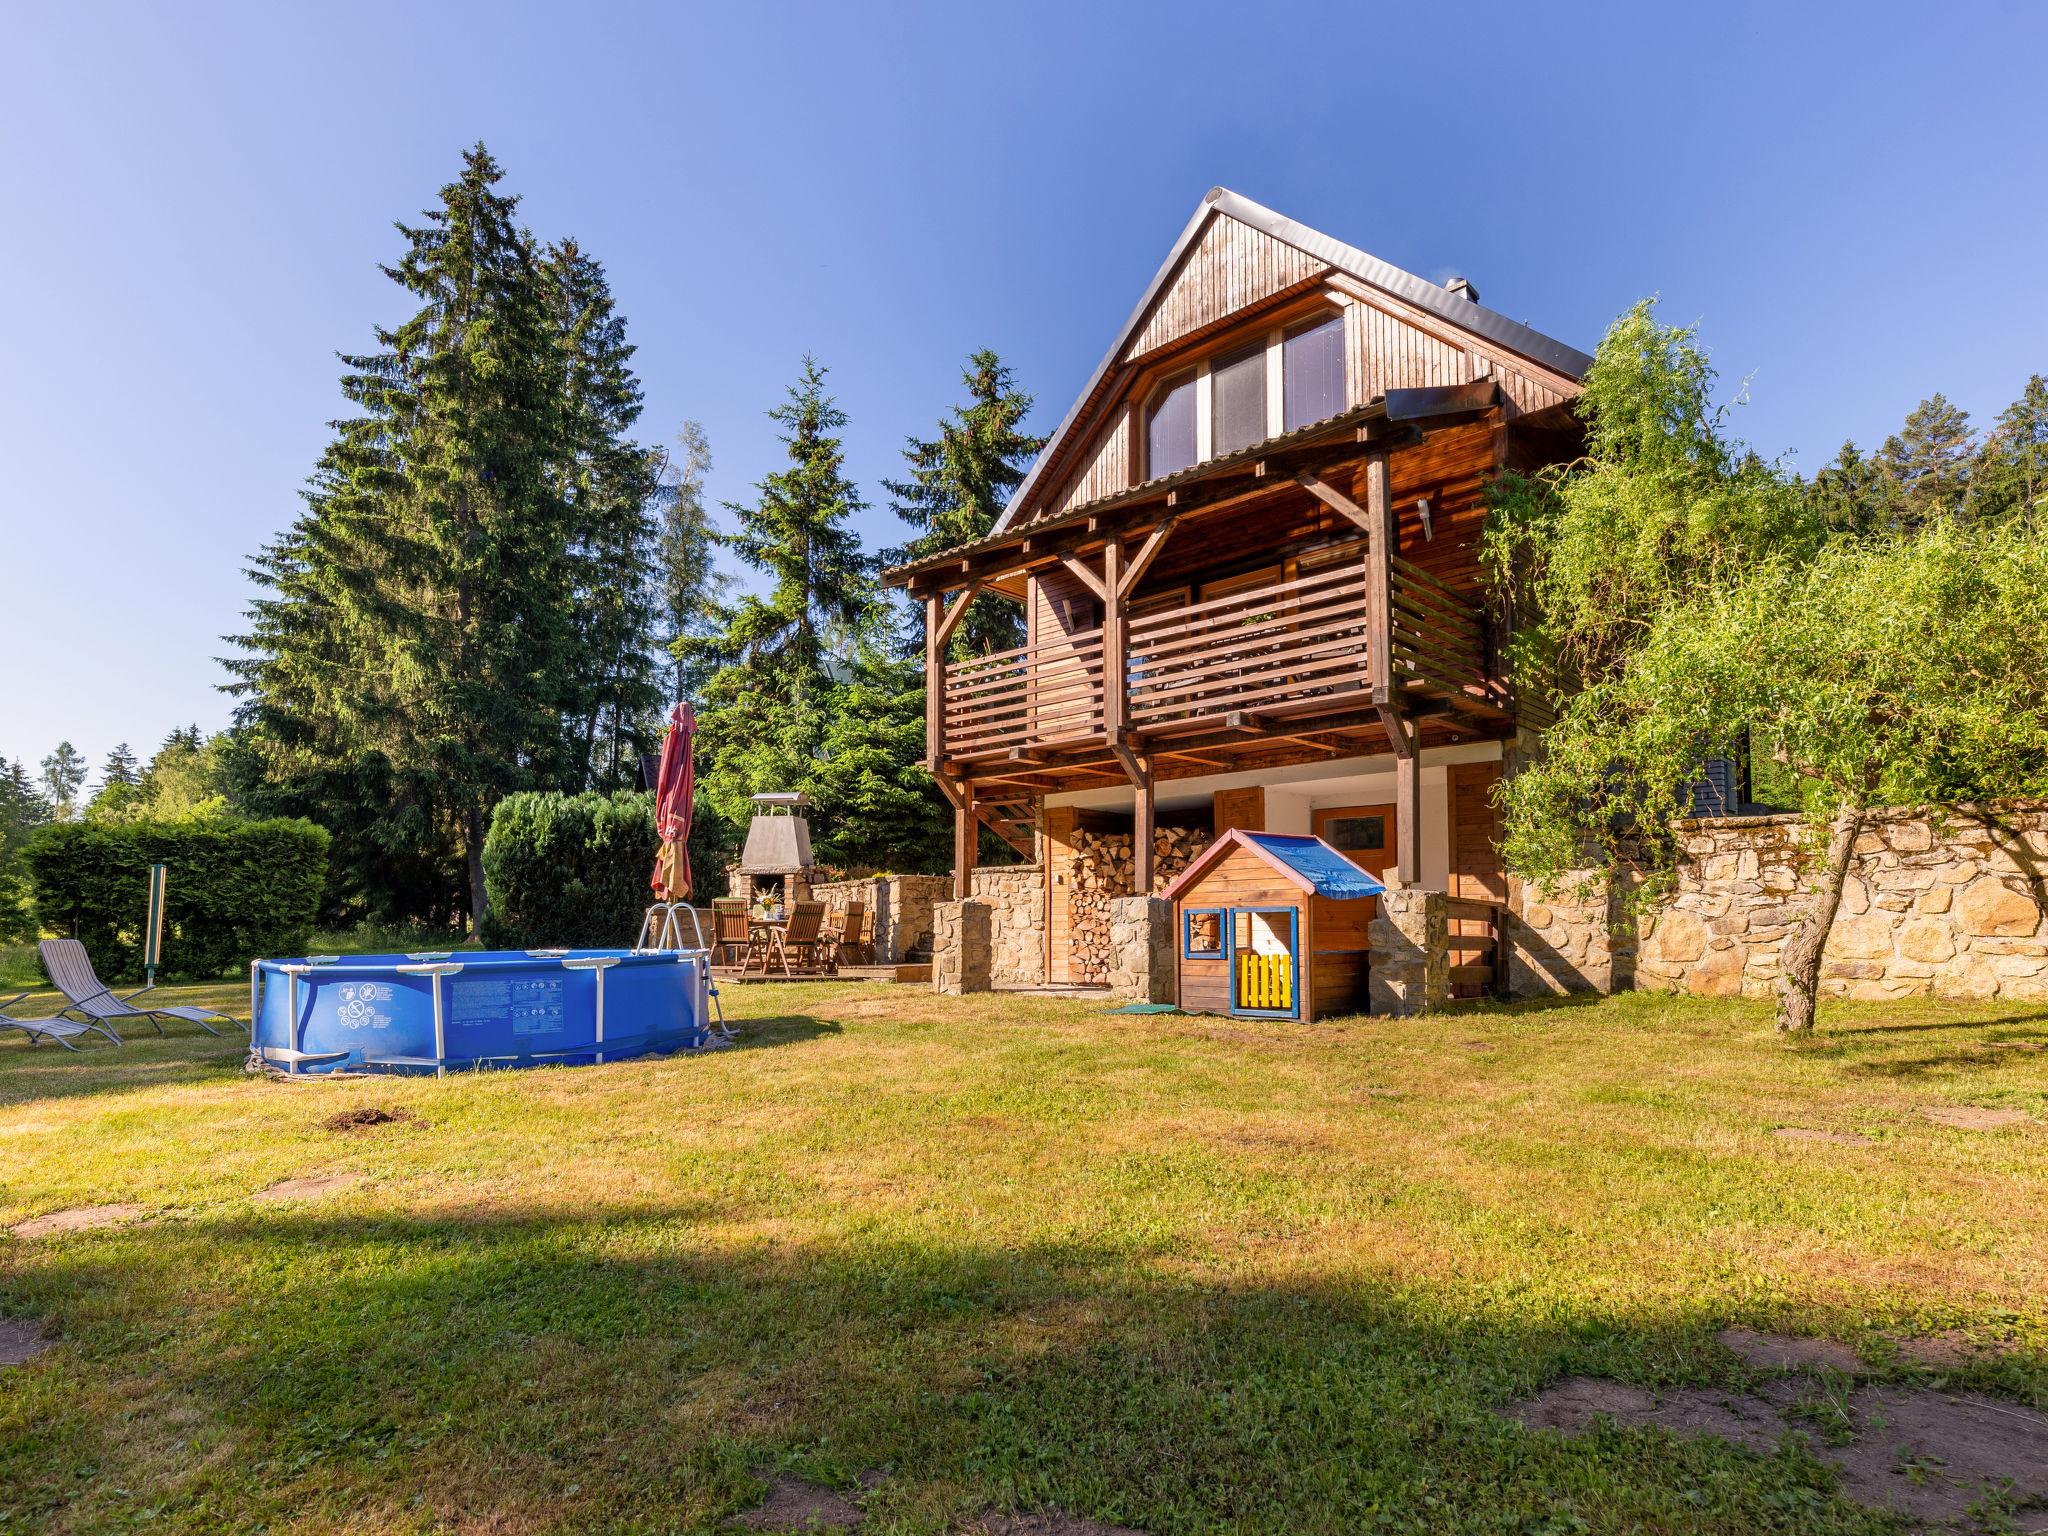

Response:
(728, 791), (815, 910)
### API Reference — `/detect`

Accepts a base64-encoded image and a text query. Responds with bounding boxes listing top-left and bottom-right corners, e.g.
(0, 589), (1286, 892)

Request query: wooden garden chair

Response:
(839, 901), (871, 966)
(759, 900), (827, 977)
(710, 899), (751, 968)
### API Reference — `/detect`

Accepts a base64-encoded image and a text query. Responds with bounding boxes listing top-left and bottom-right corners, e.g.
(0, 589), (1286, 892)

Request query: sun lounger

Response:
(38, 939), (238, 1037)
(0, 991), (121, 1050)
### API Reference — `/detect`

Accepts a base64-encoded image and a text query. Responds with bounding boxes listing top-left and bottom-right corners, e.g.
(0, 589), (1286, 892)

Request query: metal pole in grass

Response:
(143, 863), (167, 988)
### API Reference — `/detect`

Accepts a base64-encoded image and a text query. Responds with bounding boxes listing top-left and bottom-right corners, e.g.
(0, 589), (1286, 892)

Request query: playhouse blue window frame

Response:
(1183, 907), (1226, 960)
(1229, 906), (1301, 1020)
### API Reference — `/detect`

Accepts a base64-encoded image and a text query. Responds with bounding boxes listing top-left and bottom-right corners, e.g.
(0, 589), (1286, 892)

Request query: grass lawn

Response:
(2, 979), (2045, 1534)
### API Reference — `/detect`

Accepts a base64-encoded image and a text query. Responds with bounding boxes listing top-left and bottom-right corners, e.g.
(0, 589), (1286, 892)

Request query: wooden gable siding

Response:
(1049, 406), (1133, 519)
(1122, 214), (1325, 364)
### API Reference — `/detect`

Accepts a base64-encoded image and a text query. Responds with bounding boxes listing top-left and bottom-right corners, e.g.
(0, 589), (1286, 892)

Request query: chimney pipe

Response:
(1445, 276), (1480, 304)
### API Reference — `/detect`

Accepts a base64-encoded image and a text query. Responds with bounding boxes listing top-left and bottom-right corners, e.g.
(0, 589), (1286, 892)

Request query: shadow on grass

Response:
(0, 1016), (842, 1111)
(9, 1202), (2006, 1536)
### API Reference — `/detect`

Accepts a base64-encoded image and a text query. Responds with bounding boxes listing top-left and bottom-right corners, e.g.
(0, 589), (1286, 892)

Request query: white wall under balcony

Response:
(1042, 739), (1504, 894)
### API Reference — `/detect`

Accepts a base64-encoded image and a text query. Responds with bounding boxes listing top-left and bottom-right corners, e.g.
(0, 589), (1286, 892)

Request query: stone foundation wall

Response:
(971, 865), (1047, 987)
(1636, 805), (2048, 1003)
(809, 874), (951, 963)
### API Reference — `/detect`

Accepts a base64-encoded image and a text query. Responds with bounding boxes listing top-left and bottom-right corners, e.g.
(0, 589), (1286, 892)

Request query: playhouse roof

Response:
(1161, 830), (1388, 904)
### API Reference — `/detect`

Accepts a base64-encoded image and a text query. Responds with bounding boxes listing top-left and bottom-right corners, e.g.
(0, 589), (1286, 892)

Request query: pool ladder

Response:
(636, 902), (730, 1042)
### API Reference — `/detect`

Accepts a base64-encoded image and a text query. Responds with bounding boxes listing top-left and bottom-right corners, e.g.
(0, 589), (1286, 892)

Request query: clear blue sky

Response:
(4, 0), (2044, 784)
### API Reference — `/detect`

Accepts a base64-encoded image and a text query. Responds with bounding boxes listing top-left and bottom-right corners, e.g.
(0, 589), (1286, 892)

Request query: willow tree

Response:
(1502, 522), (2048, 1030)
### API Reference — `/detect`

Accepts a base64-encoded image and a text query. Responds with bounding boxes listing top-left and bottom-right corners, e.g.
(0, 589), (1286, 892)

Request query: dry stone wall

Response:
(1636, 806), (2048, 1003)
(809, 874), (950, 963)
(970, 865), (1047, 987)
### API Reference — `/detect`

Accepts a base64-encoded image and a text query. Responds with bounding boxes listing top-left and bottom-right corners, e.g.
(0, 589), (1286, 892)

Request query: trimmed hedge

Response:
(28, 817), (330, 981)
(481, 790), (659, 949)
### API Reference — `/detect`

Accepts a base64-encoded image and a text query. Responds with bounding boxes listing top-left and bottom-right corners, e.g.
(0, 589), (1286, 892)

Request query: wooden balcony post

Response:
(1133, 755), (1155, 895)
(1363, 450), (1393, 706)
(1103, 539), (1127, 743)
(925, 593), (945, 768)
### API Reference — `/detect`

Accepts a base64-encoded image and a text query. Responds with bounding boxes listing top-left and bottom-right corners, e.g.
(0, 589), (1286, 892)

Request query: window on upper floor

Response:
(1211, 341), (1267, 457)
(1145, 370), (1198, 479)
(1283, 314), (1345, 431)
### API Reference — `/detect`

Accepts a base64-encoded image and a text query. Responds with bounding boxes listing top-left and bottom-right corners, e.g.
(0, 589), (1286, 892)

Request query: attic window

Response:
(1146, 371), (1198, 478)
(1283, 315), (1345, 431)
(1211, 342), (1267, 457)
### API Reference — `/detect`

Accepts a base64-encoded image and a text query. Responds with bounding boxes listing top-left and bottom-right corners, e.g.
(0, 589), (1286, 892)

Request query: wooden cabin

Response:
(1163, 830), (1383, 1021)
(884, 188), (1590, 989)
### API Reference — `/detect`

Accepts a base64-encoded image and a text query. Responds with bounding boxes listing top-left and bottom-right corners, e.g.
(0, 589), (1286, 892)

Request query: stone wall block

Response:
(1106, 895), (1174, 1003)
(932, 899), (993, 995)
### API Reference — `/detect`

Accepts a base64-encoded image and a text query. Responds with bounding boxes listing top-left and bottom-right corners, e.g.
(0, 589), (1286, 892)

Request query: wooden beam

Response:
(1102, 539), (1126, 742)
(1295, 472), (1374, 534)
(934, 581), (982, 649)
(1116, 518), (1177, 598)
(1376, 702), (1421, 887)
(1058, 552), (1108, 604)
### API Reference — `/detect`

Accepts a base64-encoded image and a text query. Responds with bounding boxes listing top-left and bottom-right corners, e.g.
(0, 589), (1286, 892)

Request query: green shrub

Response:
(481, 790), (660, 949)
(27, 817), (330, 981)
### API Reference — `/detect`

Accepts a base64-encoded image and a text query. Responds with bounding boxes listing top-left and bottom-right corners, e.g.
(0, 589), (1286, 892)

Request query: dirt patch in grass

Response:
(321, 1105), (421, 1133)
(10, 1202), (148, 1239)
(1894, 1329), (2018, 1368)
(732, 1473), (863, 1530)
(1718, 1326), (1864, 1373)
(1920, 1104), (2032, 1130)
(1508, 1368), (2048, 1527)
(1773, 1127), (1874, 1146)
(0, 1317), (50, 1366)
(251, 1173), (364, 1204)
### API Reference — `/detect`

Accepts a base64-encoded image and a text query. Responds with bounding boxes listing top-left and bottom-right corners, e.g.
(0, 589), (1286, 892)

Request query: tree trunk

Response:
(465, 806), (490, 940)
(1773, 803), (1865, 1032)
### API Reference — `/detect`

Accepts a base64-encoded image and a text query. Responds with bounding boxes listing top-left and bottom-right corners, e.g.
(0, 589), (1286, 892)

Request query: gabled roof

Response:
(993, 187), (1593, 537)
(1161, 829), (1388, 905)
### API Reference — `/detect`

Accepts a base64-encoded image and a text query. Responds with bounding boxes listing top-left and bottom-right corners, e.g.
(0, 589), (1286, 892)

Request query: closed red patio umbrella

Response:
(651, 701), (696, 901)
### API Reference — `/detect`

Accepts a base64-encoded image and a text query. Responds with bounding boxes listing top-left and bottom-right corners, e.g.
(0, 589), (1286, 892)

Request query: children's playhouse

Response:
(1161, 830), (1386, 1021)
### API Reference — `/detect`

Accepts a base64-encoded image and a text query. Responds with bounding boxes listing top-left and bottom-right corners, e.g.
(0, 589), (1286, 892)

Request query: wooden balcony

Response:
(938, 559), (1504, 766)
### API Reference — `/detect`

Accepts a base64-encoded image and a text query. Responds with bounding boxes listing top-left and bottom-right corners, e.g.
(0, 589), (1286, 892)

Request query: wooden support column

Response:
(924, 593), (944, 768)
(1362, 450), (1393, 705)
(1394, 745), (1421, 887)
(952, 777), (976, 900)
(1112, 742), (1154, 895)
(1102, 538), (1127, 743)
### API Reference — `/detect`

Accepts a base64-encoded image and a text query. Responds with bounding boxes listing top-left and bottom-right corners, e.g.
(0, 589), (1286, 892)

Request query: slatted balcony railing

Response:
(938, 557), (1505, 763)
(1388, 557), (1504, 712)
(1125, 564), (1374, 734)
(942, 629), (1105, 758)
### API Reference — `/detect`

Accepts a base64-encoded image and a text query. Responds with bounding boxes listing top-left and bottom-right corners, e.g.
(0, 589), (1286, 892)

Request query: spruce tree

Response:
(655, 420), (726, 701)
(883, 349), (1043, 656)
(1971, 374), (2048, 524)
(0, 758), (48, 941)
(1879, 393), (1975, 526)
(100, 743), (139, 787)
(545, 238), (665, 786)
(696, 358), (878, 825)
(230, 144), (585, 931)
(1803, 441), (1898, 534)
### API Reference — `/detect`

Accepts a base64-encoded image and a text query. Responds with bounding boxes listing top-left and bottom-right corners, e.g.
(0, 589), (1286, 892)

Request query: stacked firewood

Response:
(1066, 826), (1214, 983)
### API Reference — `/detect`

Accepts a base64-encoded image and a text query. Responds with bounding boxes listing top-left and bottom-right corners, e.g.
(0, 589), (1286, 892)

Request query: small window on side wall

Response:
(1146, 371), (1197, 478)
(1283, 314), (1345, 431)
(1184, 908), (1224, 959)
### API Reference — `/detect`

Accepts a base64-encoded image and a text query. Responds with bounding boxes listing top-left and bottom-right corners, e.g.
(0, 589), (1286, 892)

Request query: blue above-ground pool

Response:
(249, 948), (713, 1075)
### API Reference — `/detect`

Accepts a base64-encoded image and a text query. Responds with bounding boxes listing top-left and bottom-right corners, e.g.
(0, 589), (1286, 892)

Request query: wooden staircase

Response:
(974, 794), (1037, 859)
